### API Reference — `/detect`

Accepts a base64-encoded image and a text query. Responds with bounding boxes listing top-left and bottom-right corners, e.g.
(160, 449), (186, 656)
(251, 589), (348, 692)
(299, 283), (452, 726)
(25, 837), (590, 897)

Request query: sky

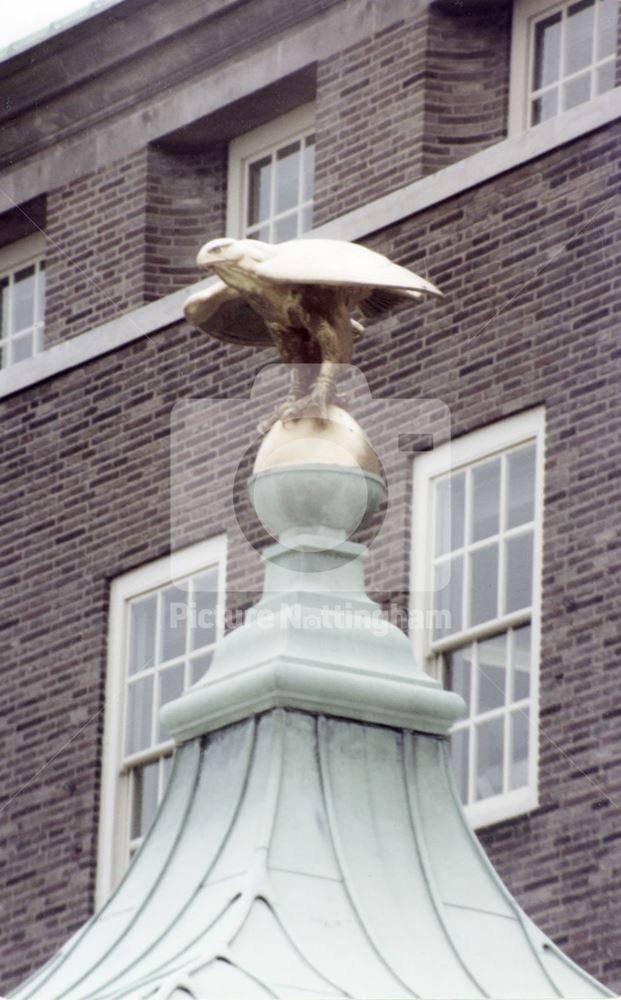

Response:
(0, 0), (124, 53)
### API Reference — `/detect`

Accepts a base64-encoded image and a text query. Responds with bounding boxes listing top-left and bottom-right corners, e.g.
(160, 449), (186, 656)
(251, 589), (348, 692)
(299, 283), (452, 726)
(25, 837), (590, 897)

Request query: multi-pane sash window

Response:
(510, 0), (618, 131)
(125, 571), (220, 852)
(97, 538), (226, 903)
(0, 234), (46, 368)
(227, 104), (315, 242)
(411, 411), (544, 828)
(529, 0), (617, 125)
(244, 133), (315, 242)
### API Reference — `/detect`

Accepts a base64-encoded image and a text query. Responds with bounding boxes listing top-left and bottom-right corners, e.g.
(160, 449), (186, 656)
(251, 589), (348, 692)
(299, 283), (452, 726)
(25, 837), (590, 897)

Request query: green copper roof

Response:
(12, 710), (612, 999)
(11, 466), (614, 999)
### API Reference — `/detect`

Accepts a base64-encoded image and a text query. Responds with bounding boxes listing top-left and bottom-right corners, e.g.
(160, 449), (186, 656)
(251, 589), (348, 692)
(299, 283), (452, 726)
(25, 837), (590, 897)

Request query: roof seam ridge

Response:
(436, 743), (565, 1000)
(96, 720), (258, 996)
(402, 732), (490, 998)
(315, 716), (422, 999)
(68, 739), (206, 998)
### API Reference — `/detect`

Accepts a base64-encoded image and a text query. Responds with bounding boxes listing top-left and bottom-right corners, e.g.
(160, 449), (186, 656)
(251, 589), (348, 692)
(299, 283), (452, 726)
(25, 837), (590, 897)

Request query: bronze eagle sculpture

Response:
(184, 237), (441, 429)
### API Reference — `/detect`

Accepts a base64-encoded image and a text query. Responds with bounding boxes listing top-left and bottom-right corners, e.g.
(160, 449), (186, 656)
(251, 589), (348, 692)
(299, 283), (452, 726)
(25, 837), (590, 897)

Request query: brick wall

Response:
(0, 327), (267, 990)
(1, 115), (620, 992)
(422, 4), (510, 175)
(313, 10), (428, 225)
(44, 150), (148, 347)
(144, 143), (227, 301)
(42, 142), (227, 345)
(365, 124), (621, 989)
(313, 3), (511, 225)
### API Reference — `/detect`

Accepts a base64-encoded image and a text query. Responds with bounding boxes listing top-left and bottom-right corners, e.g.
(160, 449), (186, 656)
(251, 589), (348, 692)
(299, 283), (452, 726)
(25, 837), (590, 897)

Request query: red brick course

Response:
(43, 143), (228, 344)
(313, 5), (511, 225)
(313, 15), (428, 225)
(44, 150), (149, 346)
(144, 143), (227, 301)
(421, 5), (510, 175)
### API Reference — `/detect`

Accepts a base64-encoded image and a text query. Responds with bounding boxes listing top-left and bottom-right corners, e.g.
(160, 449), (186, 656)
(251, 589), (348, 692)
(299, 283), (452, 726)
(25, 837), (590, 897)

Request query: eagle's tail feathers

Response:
(358, 287), (423, 318)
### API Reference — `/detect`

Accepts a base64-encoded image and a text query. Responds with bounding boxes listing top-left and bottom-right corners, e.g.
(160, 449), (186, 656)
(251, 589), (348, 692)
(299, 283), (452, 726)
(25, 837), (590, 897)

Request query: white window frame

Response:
(96, 536), (227, 906)
(410, 409), (545, 828)
(226, 103), (315, 240)
(0, 232), (46, 368)
(509, 0), (619, 134)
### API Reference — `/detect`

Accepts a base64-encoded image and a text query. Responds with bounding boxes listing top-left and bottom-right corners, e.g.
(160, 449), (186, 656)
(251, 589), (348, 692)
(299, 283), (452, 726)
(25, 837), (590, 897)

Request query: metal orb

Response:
(253, 404), (383, 478)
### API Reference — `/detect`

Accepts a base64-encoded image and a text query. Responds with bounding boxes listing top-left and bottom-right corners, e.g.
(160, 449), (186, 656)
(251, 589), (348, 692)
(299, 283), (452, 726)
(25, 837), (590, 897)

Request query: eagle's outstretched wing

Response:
(184, 276), (365, 345)
(184, 280), (273, 347)
(255, 239), (441, 298)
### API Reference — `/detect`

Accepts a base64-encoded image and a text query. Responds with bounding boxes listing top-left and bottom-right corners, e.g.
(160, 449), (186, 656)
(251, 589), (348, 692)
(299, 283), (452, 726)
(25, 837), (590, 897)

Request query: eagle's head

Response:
(196, 237), (272, 271)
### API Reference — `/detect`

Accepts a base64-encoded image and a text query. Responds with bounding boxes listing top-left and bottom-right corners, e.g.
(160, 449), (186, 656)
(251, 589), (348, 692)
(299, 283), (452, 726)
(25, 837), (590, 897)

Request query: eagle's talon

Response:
(257, 398), (301, 435)
(280, 393), (330, 426)
(257, 417), (275, 436)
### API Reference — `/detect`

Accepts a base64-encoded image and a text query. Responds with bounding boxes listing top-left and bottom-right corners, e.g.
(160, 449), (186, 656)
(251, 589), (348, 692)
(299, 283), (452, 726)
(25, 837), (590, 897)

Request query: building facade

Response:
(0, 0), (620, 992)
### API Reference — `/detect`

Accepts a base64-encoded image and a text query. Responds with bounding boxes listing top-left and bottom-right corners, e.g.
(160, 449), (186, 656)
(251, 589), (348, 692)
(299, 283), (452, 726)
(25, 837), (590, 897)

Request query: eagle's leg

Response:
(257, 332), (313, 434)
(257, 369), (304, 434)
(286, 364), (307, 403)
(281, 311), (352, 424)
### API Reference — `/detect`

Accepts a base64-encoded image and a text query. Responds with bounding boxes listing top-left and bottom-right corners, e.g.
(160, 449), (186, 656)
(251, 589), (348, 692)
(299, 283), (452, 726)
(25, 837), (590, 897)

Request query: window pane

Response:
(191, 570), (218, 651)
(190, 649), (214, 685)
(596, 61), (615, 95)
(533, 13), (562, 89)
(10, 333), (33, 364)
(158, 663), (185, 742)
(597, 0), (618, 58)
(129, 594), (157, 675)
(470, 543), (498, 627)
(303, 135), (315, 201)
(513, 624), (531, 700)
(248, 156), (272, 226)
(126, 676), (154, 755)
(0, 276), (8, 339)
(510, 708), (530, 790)
(274, 212), (298, 242)
(131, 761), (159, 840)
(566, 0), (594, 75)
(477, 633), (506, 714)
(472, 459), (500, 542)
(505, 533), (533, 613)
(302, 204), (313, 233)
(531, 89), (559, 124)
(435, 471), (465, 556)
(563, 72), (591, 111)
(507, 446), (536, 528)
(276, 141), (301, 214)
(12, 266), (35, 331)
(160, 584), (188, 663)
(447, 646), (472, 712)
(475, 716), (504, 800)
(451, 728), (469, 804)
(434, 556), (463, 638)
